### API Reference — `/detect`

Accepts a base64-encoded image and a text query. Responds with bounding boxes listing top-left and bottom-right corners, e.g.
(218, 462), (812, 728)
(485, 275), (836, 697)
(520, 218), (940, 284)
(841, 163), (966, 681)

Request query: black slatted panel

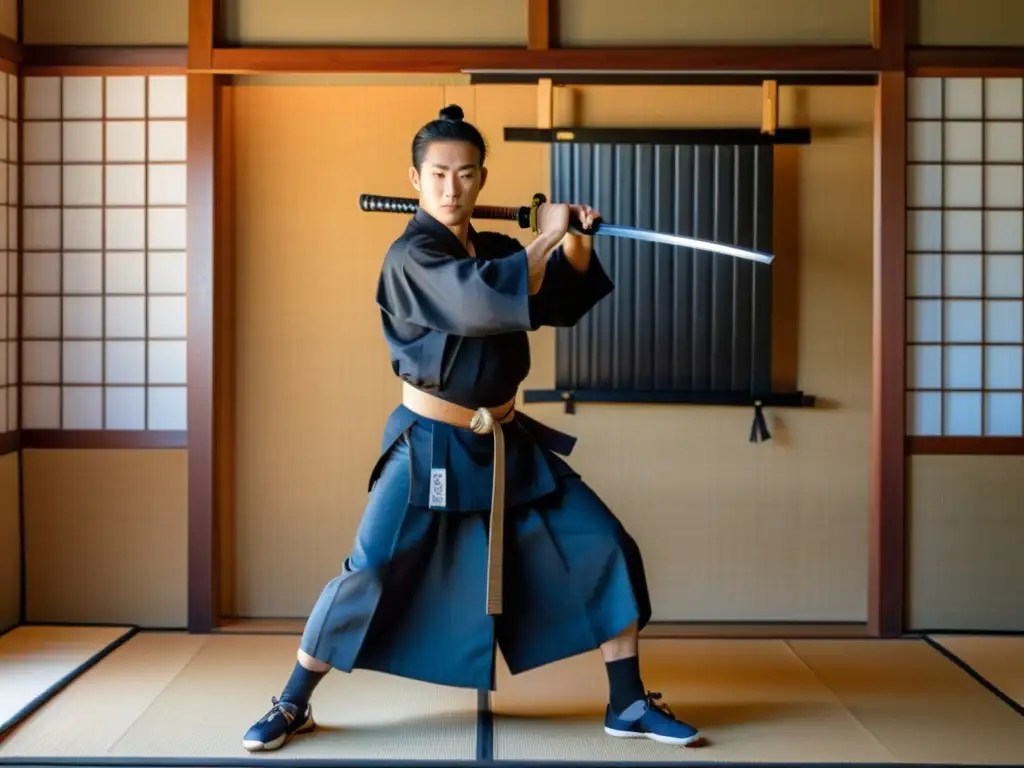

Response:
(553, 142), (773, 396)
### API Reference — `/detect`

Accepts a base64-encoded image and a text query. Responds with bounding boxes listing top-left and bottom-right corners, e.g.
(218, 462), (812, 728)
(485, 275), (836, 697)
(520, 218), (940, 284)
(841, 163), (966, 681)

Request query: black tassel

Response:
(561, 391), (576, 415)
(749, 401), (772, 443)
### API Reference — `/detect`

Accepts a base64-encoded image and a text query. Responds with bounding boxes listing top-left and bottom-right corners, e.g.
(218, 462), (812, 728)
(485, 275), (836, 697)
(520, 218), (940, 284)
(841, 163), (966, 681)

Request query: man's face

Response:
(410, 140), (487, 228)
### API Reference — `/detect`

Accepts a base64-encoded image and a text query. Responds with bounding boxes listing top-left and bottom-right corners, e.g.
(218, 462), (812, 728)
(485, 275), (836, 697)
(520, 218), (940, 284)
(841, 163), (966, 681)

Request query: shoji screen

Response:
(906, 77), (1024, 437)
(21, 75), (188, 432)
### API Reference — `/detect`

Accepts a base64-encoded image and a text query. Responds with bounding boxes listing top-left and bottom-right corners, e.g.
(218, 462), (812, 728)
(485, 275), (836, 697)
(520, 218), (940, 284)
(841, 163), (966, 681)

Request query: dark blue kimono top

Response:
(371, 207), (614, 512)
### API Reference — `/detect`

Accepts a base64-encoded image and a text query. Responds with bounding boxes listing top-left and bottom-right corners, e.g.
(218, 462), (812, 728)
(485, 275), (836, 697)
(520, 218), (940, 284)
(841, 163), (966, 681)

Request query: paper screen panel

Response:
(906, 77), (1024, 437)
(21, 75), (188, 431)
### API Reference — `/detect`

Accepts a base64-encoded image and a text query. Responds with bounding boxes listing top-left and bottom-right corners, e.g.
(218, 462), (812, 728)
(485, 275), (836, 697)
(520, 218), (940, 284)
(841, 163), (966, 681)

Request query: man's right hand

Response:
(536, 202), (570, 246)
(524, 202), (569, 295)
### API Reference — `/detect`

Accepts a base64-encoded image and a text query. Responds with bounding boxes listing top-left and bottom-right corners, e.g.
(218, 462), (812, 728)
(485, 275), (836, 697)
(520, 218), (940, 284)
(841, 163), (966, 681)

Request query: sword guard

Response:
(528, 192), (602, 237)
(529, 193), (546, 233)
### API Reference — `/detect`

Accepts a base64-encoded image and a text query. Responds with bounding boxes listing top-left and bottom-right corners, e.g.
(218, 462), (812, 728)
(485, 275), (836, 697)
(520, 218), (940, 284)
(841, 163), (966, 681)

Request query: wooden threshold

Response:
(214, 618), (870, 639)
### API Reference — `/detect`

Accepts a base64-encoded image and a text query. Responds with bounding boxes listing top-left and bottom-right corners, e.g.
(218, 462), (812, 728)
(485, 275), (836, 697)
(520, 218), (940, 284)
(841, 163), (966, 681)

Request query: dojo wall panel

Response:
(917, 0), (1024, 47)
(225, 84), (513, 617)
(907, 455), (1024, 631)
(0, 0), (16, 42)
(21, 448), (187, 627)
(228, 82), (874, 623)
(906, 77), (1024, 439)
(21, 74), (189, 432)
(222, 0), (527, 47)
(21, 0), (187, 46)
(0, 451), (19, 633)
(557, 0), (871, 46)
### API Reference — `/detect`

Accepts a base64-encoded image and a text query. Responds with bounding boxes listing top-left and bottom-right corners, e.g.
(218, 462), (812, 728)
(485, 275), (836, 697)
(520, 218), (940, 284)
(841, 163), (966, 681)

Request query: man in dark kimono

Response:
(242, 104), (703, 752)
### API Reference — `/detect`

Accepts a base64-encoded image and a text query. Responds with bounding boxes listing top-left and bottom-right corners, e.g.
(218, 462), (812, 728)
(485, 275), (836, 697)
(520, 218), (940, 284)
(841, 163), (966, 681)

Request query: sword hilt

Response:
(529, 193), (603, 237)
(568, 213), (602, 237)
(359, 192), (601, 237)
(359, 193), (533, 228)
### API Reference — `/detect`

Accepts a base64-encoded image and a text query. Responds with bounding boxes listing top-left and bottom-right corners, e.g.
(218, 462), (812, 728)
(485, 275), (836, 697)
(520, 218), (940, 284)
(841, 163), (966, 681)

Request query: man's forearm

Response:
(525, 233), (562, 294)
(561, 233), (593, 273)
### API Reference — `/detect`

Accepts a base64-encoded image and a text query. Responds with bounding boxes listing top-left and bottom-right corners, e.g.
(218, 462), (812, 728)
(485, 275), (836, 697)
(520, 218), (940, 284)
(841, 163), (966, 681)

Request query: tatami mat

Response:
(0, 633), (478, 761)
(4, 632), (1024, 765)
(0, 625), (134, 738)
(928, 635), (1024, 710)
(492, 637), (1024, 764)
(788, 639), (1024, 765)
(0, 632), (208, 756)
(491, 638), (896, 763)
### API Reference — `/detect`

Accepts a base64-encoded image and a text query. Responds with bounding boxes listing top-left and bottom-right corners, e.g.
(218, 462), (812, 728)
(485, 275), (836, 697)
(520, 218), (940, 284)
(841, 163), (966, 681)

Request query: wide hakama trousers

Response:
(298, 415), (652, 691)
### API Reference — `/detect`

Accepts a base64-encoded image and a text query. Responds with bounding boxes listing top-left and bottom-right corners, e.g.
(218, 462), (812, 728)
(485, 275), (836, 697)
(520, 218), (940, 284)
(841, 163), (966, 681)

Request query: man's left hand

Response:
(562, 203), (601, 272)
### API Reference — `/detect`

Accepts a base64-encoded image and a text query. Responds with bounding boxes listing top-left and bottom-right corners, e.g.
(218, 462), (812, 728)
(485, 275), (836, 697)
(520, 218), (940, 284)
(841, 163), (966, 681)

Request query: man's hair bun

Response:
(438, 104), (464, 122)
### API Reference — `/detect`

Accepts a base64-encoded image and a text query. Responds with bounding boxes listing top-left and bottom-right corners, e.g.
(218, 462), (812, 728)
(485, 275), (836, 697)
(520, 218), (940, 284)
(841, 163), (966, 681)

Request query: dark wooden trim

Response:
(187, 0), (220, 636)
(0, 34), (20, 64)
(0, 431), (21, 456)
(19, 431), (186, 449)
(908, 46), (1024, 76)
(16, 40), (1024, 79)
(215, 81), (237, 622)
(908, 437), (1024, 455)
(21, 46), (187, 68)
(504, 126), (812, 145)
(22, 65), (187, 76)
(870, 70), (907, 639)
(209, 45), (884, 74)
(874, 0), (913, 69)
(527, 0), (554, 50)
(187, 73), (219, 634)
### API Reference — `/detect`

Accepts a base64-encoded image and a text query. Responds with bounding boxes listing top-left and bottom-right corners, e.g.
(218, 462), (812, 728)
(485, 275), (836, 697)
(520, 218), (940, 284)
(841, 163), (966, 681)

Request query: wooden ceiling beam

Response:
(206, 45), (884, 74)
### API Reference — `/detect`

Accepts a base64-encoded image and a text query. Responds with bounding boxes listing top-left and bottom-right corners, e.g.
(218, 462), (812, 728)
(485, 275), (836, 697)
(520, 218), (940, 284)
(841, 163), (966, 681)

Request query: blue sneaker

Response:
(604, 692), (703, 747)
(242, 696), (316, 751)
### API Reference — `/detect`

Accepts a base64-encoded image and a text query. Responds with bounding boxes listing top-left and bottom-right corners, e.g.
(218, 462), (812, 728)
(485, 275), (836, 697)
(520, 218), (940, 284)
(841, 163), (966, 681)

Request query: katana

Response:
(358, 192), (774, 265)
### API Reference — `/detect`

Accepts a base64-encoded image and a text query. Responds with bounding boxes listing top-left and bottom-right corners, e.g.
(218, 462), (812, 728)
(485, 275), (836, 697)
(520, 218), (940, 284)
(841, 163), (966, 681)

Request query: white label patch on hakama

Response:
(429, 467), (447, 508)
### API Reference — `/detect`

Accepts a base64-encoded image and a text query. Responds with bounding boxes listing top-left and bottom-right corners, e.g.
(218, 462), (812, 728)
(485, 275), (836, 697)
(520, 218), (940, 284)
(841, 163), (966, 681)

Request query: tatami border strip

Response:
(0, 626), (141, 742)
(1, 758), (1022, 767)
(923, 636), (1024, 719)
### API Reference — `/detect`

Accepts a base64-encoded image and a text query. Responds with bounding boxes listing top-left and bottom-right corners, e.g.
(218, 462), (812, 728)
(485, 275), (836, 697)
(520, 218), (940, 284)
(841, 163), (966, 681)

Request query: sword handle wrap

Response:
(358, 192), (602, 236)
(358, 194), (418, 214)
(359, 193), (533, 228)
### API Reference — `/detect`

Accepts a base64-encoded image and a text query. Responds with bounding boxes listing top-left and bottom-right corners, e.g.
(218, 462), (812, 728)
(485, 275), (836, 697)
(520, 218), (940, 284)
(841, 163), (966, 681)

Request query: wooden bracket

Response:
(761, 79), (778, 135)
(537, 77), (553, 129)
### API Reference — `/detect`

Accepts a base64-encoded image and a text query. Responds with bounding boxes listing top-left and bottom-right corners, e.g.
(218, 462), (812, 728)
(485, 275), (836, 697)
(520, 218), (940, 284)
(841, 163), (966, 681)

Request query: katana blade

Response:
(590, 223), (774, 264)
(358, 193), (775, 265)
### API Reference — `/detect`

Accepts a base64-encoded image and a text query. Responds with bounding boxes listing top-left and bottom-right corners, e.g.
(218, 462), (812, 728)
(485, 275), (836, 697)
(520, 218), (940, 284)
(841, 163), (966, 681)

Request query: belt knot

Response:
(469, 407), (496, 435)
